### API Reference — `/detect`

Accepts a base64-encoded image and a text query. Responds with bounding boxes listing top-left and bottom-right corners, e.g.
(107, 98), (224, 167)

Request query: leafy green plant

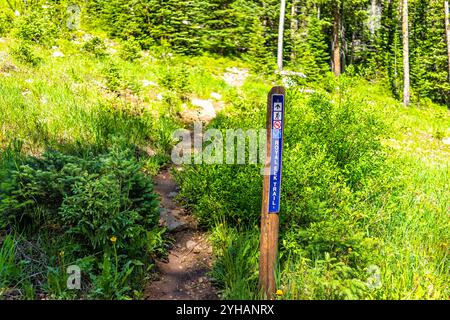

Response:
(0, 235), (21, 289)
(280, 252), (369, 300)
(210, 225), (260, 299)
(119, 38), (141, 62)
(90, 253), (142, 300)
(1, 141), (160, 251)
(82, 36), (107, 58)
(10, 41), (42, 66)
(0, 10), (13, 36)
(103, 62), (123, 92)
(0, 140), (163, 299)
(13, 10), (56, 45)
(158, 65), (192, 100)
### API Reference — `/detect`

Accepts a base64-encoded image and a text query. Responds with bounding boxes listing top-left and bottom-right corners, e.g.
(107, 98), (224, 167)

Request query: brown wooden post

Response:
(259, 86), (285, 299)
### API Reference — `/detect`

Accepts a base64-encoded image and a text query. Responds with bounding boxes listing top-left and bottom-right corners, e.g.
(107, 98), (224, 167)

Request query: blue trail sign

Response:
(268, 94), (285, 214)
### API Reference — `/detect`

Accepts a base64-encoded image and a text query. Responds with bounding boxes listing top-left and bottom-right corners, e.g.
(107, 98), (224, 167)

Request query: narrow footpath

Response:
(144, 168), (218, 300)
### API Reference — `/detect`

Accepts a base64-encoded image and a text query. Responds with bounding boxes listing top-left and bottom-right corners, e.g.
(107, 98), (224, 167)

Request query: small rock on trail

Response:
(223, 67), (249, 87)
(160, 208), (189, 232)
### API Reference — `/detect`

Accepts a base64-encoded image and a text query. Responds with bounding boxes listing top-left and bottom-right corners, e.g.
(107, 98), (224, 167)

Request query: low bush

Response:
(82, 36), (107, 58)
(13, 10), (57, 46)
(120, 38), (142, 62)
(10, 41), (42, 66)
(0, 10), (13, 36)
(0, 140), (162, 298)
(1, 140), (159, 250)
(158, 64), (192, 100)
(103, 62), (123, 92)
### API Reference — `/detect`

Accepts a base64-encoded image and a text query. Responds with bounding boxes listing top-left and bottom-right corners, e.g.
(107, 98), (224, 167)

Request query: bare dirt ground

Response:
(144, 168), (218, 300)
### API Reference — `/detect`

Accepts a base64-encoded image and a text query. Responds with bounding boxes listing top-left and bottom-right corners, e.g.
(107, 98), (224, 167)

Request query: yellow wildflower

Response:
(276, 289), (283, 296)
(110, 236), (117, 244)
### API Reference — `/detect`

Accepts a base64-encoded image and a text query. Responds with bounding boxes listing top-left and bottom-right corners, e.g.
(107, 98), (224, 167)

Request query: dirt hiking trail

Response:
(144, 71), (251, 300)
(144, 168), (218, 300)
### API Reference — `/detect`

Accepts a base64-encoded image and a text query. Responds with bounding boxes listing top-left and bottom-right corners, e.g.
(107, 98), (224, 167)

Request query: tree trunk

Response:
(341, 3), (346, 73)
(277, 0), (286, 71)
(445, 1), (450, 81)
(402, 0), (410, 106)
(332, 3), (341, 76)
(369, 0), (377, 37)
(290, 0), (298, 60)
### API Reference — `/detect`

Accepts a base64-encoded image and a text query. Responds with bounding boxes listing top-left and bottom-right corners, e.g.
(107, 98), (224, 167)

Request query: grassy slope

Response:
(0, 34), (245, 166)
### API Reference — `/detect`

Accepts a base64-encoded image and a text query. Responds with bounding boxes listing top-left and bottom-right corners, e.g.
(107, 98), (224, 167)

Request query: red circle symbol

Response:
(273, 121), (282, 129)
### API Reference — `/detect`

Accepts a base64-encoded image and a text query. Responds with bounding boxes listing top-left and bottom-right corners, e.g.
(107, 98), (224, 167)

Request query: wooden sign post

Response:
(259, 86), (286, 299)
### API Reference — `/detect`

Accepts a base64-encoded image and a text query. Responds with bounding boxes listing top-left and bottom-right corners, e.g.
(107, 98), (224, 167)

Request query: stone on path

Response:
(168, 191), (178, 198)
(223, 67), (249, 87)
(191, 98), (216, 121)
(52, 51), (65, 58)
(160, 208), (189, 232)
(142, 80), (158, 87)
(210, 92), (222, 100)
(185, 240), (199, 252)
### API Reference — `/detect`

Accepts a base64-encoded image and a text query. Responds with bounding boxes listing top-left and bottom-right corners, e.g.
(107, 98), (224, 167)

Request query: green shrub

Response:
(103, 62), (123, 92)
(0, 140), (163, 298)
(280, 252), (370, 299)
(158, 65), (192, 99)
(82, 36), (107, 58)
(0, 141), (159, 253)
(119, 38), (142, 62)
(175, 164), (262, 228)
(10, 41), (42, 66)
(175, 84), (389, 299)
(0, 10), (13, 36)
(14, 10), (57, 45)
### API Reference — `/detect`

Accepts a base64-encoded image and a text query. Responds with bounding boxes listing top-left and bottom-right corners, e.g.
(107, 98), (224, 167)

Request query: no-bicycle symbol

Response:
(273, 121), (281, 129)
(268, 94), (285, 214)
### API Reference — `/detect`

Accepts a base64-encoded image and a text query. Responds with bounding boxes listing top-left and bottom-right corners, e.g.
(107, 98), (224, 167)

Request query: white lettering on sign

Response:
(268, 94), (285, 213)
